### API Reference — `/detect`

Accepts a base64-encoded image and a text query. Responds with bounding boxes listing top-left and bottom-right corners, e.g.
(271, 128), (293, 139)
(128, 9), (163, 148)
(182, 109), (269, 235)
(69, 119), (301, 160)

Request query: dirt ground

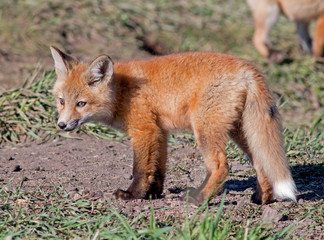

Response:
(0, 134), (323, 238)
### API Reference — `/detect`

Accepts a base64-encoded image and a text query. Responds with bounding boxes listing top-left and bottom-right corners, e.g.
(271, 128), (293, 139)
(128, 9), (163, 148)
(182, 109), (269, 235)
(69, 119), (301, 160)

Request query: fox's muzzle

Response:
(57, 122), (67, 129)
(57, 119), (80, 131)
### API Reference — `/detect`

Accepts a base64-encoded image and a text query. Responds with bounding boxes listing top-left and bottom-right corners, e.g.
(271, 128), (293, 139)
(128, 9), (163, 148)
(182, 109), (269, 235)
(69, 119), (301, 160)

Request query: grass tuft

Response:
(0, 70), (56, 143)
(1, 186), (305, 239)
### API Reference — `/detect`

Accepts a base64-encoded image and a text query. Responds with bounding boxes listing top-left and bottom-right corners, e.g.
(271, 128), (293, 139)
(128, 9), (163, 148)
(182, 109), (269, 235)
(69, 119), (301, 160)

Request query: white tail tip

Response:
(274, 180), (297, 202)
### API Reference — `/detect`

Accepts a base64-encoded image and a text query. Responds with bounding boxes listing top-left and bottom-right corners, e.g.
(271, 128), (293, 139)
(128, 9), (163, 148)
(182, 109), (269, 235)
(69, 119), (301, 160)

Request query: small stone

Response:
(35, 166), (45, 171)
(16, 198), (28, 206)
(13, 165), (22, 172)
(5, 235), (13, 240)
(262, 206), (282, 223)
(133, 206), (141, 212)
(298, 198), (304, 204)
(80, 190), (90, 196)
(123, 174), (133, 180)
(88, 192), (96, 197)
(73, 192), (83, 201)
(96, 191), (104, 198)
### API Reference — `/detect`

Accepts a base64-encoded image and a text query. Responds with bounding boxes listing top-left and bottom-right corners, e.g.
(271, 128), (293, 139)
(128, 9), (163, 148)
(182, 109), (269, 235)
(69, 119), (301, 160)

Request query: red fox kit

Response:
(50, 46), (296, 205)
(247, 0), (324, 62)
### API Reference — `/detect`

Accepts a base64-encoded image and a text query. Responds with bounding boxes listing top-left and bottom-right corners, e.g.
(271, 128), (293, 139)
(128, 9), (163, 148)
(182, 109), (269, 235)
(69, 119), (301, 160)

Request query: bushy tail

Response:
(243, 76), (296, 202)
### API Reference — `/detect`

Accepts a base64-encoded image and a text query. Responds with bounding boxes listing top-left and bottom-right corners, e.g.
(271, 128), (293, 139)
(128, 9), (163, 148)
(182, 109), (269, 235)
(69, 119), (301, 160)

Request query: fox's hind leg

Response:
(186, 119), (229, 205)
(229, 122), (273, 204)
(296, 22), (312, 54)
(313, 14), (324, 57)
(247, 0), (284, 62)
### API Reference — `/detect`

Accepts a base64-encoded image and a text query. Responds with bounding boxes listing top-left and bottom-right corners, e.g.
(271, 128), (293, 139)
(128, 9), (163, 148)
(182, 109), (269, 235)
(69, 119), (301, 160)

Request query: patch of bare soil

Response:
(0, 135), (323, 238)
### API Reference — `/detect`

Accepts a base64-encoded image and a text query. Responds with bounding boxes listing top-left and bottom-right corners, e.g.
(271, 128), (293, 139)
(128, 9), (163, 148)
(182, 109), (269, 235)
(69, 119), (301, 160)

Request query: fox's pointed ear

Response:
(50, 46), (78, 80)
(85, 55), (114, 86)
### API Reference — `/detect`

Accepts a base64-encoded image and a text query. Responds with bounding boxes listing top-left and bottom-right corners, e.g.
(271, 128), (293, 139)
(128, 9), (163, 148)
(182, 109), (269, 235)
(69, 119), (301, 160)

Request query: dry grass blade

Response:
(0, 70), (57, 144)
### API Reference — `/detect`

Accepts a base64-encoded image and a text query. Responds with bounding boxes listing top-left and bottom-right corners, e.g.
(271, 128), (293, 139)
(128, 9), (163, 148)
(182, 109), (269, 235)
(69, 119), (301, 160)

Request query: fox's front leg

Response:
(113, 124), (167, 200)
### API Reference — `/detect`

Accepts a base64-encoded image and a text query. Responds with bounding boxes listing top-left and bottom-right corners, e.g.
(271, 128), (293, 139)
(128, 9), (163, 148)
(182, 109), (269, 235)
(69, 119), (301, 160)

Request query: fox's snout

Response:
(57, 122), (67, 130)
(57, 119), (80, 131)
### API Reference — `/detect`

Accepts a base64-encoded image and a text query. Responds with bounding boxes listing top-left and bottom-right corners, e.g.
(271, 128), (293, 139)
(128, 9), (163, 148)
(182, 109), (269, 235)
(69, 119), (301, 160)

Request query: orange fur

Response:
(314, 14), (324, 57)
(247, 0), (324, 61)
(50, 47), (296, 205)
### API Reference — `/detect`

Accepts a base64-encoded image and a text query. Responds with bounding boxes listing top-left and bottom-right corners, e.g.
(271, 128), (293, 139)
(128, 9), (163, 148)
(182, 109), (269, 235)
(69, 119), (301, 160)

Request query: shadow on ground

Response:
(223, 164), (324, 201)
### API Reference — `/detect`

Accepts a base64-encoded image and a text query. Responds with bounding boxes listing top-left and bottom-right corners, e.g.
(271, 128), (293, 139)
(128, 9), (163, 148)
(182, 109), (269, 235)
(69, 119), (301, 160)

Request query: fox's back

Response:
(115, 52), (253, 97)
(114, 53), (258, 130)
(280, 0), (324, 21)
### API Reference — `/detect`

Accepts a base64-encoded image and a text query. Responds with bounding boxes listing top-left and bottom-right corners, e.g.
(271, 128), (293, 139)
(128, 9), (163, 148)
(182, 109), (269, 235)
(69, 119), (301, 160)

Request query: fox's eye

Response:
(59, 98), (65, 106)
(76, 101), (87, 107)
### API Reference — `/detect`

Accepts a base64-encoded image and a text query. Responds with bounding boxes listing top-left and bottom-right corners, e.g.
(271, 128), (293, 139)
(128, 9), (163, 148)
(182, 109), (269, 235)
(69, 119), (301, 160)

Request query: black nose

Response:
(58, 122), (67, 129)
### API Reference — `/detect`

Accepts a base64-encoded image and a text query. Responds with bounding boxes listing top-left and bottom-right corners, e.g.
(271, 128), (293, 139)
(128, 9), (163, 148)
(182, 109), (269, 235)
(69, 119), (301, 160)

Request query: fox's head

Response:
(50, 46), (116, 131)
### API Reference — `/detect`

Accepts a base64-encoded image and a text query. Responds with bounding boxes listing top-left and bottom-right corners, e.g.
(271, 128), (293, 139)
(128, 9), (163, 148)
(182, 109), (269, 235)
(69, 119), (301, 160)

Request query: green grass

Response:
(1, 186), (310, 240)
(0, 70), (56, 143)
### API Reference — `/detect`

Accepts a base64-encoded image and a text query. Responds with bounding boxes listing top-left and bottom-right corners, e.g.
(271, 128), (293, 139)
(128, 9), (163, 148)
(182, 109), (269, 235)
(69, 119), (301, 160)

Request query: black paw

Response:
(251, 192), (262, 204)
